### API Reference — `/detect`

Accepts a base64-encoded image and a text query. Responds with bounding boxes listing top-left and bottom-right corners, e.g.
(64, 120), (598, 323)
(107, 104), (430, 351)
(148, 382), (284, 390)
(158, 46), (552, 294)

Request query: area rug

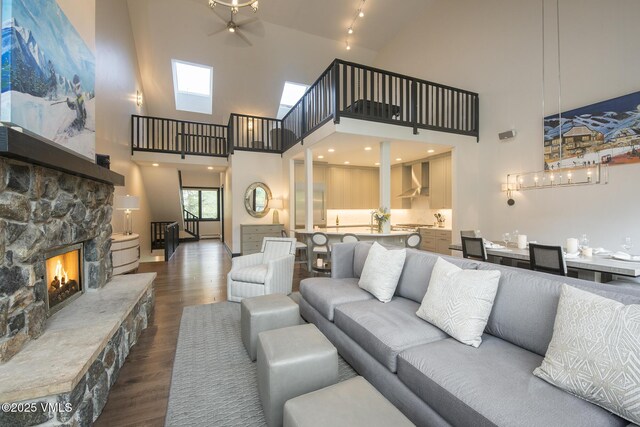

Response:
(165, 301), (357, 426)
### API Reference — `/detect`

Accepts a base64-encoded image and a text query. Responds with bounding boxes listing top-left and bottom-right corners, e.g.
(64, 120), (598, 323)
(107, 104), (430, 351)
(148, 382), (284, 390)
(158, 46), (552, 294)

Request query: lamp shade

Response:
(269, 198), (283, 209)
(114, 195), (140, 210)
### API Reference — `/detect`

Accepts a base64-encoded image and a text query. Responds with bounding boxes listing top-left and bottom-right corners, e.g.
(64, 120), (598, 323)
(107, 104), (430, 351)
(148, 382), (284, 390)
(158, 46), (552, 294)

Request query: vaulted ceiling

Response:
(126, 0), (432, 124)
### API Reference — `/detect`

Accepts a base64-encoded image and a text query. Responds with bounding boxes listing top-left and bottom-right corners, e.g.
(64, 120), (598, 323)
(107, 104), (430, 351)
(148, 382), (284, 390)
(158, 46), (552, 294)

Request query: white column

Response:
(379, 141), (391, 233)
(304, 148), (314, 231)
(288, 158), (296, 233)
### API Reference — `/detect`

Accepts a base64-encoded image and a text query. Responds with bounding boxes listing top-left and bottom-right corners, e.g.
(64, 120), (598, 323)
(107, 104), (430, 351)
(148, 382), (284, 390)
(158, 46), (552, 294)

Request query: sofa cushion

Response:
(534, 285), (640, 425)
(229, 264), (268, 284)
(299, 278), (374, 321)
(397, 335), (627, 427)
(358, 242), (406, 303)
(416, 257), (500, 347)
(480, 263), (640, 357)
(334, 297), (448, 373)
(396, 250), (481, 303)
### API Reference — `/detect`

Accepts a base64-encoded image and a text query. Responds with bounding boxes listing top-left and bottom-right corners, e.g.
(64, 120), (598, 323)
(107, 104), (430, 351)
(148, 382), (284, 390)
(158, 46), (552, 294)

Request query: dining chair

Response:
(528, 243), (567, 276)
(460, 230), (481, 238)
(281, 229), (308, 266)
(405, 233), (422, 249)
(461, 236), (487, 262)
(310, 232), (331, 265)
(341, 233), (360, 243)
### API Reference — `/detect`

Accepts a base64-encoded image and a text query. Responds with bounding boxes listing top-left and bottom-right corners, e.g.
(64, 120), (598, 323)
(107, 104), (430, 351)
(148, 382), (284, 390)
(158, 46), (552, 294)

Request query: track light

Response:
(348, 27), (353, 34)
(358, 9), (364, 17)
(346, 41), (351, 50)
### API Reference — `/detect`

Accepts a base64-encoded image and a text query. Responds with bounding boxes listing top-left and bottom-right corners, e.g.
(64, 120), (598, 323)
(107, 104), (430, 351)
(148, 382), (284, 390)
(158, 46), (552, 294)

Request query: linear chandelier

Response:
(208, 0), (259, 14)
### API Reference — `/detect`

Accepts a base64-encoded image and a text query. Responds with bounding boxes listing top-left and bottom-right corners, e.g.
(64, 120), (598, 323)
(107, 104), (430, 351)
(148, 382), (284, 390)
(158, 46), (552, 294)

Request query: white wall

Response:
(96, 0), (152, 254)
(374, 0), (640, 249)
(227, 151), (288, 253)
(139, 166), (182, 222)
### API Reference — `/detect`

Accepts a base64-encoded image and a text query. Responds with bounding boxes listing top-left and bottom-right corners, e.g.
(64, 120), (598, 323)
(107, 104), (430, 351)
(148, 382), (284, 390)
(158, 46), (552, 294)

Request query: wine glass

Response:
(502, 232), (511, 248)
(622, 237), (633, 253)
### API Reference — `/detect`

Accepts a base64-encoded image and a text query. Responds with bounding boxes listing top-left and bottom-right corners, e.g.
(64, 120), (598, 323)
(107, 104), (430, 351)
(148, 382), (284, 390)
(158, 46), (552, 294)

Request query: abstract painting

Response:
(544, 91), (640, 170)
(1, 0), (95, 160)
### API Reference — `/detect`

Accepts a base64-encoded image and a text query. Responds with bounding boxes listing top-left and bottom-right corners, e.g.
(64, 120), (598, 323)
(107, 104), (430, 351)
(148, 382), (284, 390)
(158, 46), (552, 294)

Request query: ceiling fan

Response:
(208, 7), (259, 46)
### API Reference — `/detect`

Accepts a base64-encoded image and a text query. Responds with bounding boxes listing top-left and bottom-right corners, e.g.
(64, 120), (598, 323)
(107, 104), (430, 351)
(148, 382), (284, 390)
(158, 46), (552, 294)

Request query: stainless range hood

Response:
(398, 162), (429, 198)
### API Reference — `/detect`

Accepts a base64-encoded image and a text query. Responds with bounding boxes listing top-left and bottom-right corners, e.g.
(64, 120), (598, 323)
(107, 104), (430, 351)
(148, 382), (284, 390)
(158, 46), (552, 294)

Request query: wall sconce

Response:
(136, 90), (143, 107)
(247, 118), (254, 132)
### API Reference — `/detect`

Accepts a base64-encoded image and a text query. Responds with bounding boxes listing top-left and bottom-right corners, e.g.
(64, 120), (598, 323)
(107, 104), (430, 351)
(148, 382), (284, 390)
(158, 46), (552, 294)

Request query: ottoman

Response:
(241, 294), (300, 361)
(257, 324), (338, 427)
(283, 376), (414, 427)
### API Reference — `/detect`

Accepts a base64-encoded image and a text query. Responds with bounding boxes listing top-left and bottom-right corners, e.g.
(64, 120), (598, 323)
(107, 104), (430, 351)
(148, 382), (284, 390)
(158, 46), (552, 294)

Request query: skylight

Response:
(172, 59), (213, 114)
(277, 81), (309, 119)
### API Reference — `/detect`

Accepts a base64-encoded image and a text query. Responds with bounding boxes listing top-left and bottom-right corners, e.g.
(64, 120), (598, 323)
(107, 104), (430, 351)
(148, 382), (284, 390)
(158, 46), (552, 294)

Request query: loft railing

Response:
(151, 221), (177, 250)
(130, 59), (479, 157)
(164, 222), (180, 261)
(132, 115), (228, 158)
(183, 209), (200, 240)
(227, 113), (284, 155)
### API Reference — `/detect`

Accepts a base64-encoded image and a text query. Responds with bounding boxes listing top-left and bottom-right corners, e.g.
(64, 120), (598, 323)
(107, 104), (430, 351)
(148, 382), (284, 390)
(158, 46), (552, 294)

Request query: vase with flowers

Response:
(372, 207), (391, 233)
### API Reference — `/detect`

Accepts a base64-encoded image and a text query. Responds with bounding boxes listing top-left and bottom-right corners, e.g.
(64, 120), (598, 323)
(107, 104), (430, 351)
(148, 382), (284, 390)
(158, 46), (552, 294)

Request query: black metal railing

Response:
(130, 59), (480, 157)
(132, 115), (228, 158)
(227, 113), (284, 154)
(183, 209), (200, 239)
(151, 221), (176, 250)
(164, 222), (180, 261)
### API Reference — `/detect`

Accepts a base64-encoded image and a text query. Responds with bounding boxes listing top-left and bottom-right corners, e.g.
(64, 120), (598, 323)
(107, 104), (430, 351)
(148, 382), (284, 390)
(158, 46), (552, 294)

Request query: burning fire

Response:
(54, 260), (69, 284)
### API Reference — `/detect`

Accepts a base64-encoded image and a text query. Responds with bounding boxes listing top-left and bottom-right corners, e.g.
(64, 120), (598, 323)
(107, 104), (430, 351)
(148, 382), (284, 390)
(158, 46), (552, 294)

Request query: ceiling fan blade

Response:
(208, 26), (229, 37)
(236, 17), (259, 27)
(211, 7), (230, 24)
(235, 29), (252, 46)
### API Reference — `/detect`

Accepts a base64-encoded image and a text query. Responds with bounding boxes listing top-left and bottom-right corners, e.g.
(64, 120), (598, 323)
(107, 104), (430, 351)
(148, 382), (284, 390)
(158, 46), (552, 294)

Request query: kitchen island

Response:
(295, 226), (417, 271)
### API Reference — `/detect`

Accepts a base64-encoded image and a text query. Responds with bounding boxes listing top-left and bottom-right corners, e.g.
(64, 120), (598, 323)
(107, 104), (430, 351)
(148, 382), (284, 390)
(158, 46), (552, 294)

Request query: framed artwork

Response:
(544, 91), (640, 170)
(1, 0), (96, 160)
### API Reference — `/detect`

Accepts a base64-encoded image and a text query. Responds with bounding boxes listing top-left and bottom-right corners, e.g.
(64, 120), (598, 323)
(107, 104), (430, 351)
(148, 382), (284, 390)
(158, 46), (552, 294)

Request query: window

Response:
(182, 188), (220, 221)
(172, 59), (213, 114)
(276, 81), (309, 119)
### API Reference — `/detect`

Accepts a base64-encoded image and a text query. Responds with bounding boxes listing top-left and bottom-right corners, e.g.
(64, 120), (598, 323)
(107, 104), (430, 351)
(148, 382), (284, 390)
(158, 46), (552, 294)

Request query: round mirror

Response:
(244, 182), (272, 218)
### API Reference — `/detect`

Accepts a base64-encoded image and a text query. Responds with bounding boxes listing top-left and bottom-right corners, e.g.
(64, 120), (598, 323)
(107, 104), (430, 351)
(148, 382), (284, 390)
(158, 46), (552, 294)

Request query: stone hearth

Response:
(0, 156), (115, 362)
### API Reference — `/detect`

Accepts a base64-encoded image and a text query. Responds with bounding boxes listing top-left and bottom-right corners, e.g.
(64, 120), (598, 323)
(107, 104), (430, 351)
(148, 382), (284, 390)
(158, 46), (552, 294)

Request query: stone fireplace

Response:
(0, 128), (121, 362)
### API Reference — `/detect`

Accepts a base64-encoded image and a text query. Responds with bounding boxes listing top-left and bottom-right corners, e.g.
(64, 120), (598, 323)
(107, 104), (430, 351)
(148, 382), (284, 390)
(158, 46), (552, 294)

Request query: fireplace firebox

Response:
(45, 243), (85, 315)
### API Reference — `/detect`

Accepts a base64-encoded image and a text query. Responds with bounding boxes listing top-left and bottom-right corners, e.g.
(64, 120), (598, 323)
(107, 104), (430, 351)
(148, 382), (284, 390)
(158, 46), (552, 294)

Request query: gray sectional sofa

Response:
(298, 241), (640, 427)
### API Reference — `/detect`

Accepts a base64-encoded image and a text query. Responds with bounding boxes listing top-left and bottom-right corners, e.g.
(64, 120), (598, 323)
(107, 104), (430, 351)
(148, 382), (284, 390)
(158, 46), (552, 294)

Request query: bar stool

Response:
(282, 229), (308, 266)
(405, 232), (422, 249)
(310, 232), (331, 275)
(341, 233), (360, 243)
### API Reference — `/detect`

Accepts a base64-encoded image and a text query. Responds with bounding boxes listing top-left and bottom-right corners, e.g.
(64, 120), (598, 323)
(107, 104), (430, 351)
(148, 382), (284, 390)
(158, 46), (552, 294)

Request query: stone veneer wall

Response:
(0, 157), (114, 362)
(0, 287), (154, 427)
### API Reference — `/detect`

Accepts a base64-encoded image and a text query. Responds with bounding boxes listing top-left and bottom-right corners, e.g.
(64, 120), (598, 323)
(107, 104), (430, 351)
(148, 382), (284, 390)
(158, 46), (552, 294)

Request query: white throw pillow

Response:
(534, 284), (640, 425)
(358, 242), (406, 303)
(416, 257), (500, 347)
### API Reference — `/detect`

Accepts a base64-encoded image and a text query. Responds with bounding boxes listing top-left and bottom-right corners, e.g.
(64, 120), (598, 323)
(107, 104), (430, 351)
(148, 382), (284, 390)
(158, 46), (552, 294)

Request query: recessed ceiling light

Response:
(344, 161), (350, 165)
(152, 163), (159, 167)
(395, 158), (402, 161)
(427, 149), (435, 153)
(328, 148), (335, 153)
(375, 162), (380, 166)
(364, 146), (372, 151)
(318, 155), (324, 159)
(207, 166), (214, 170)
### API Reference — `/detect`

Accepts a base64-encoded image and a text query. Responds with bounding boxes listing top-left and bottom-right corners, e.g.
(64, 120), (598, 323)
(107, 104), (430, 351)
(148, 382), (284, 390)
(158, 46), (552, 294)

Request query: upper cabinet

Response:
(429, 153), (452, 209)
(326, 165), (379, 209)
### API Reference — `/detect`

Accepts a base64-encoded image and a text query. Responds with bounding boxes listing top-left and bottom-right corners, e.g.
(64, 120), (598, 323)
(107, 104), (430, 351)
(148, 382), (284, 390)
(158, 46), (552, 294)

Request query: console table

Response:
(111, 233), (140, 275)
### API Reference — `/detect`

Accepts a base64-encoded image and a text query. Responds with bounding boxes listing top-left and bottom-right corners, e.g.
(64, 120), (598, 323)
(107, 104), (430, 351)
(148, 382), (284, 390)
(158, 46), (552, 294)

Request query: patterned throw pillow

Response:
(358, 242), (406, 303)
(416, 257), (500, 347)
(534, 284), (640, 425)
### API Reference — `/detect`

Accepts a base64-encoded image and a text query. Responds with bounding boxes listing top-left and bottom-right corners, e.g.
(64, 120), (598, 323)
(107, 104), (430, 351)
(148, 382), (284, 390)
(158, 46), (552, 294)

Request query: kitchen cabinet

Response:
(391, 165), (411, 209)
(419, 228), (452, 255)
(294, 162), (326, 184)
(429, 153), (452, 209)
(326, 165), (378, 210)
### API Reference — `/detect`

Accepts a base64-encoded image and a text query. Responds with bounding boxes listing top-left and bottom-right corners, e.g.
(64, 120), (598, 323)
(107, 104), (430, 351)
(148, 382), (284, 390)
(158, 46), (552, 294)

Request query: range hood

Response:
(398, 162), (429, 198)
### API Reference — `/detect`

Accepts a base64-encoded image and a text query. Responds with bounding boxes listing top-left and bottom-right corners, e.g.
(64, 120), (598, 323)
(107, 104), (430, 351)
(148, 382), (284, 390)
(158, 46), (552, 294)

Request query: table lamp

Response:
(114, 195), (140, 235)
(270, 199), (283, 224)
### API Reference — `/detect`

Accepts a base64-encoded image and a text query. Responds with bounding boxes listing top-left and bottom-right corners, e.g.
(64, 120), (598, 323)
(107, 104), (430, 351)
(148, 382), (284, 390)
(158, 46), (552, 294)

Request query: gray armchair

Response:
(227, 237), (297, 302)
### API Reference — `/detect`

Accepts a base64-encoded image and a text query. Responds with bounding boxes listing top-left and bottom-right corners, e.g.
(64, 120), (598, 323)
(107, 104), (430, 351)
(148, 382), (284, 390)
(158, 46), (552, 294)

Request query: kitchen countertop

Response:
(418, 226), (452, 231)
(295, 227), (417, 237)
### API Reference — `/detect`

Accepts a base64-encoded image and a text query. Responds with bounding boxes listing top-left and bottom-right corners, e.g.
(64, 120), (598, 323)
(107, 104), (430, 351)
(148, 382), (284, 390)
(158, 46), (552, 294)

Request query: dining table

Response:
(448, 242), (640, 283)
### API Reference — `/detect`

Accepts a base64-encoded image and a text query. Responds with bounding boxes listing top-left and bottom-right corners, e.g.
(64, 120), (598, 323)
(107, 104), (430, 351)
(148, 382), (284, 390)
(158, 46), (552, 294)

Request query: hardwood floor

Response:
(95, 239), (310, 427)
